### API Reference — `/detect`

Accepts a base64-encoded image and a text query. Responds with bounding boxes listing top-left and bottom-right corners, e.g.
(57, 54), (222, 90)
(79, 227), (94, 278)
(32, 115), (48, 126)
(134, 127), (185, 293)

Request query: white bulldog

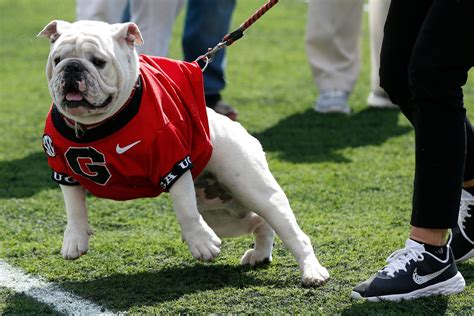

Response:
(38, 20), (329, 286)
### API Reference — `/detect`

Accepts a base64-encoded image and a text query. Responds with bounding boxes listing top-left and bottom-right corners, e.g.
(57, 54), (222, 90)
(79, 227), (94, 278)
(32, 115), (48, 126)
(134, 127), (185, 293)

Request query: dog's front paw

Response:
(61, 224), (92, 260)
(182, 218), (221, 261)
(300, 258), (330, 286)
(240, 249), (272, 266)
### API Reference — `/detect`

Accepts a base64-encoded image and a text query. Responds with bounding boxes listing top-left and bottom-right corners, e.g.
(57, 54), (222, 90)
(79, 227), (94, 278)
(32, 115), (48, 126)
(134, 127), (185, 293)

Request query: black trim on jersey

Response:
(51, 77), (143, 143)
(51, 171), (79, 186)
(160, 155), (193, 191)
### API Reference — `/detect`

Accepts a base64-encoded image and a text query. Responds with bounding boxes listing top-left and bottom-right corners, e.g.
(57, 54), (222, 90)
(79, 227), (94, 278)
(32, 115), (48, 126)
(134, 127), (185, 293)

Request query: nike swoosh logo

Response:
(412, 264), (451, 285)
(116, 140), (141, 154)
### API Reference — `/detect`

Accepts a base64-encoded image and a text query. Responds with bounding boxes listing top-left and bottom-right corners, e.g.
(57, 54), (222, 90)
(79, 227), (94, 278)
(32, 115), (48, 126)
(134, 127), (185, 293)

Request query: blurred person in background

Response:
(76, 0), (184, 57)
(76, 0), (238, 120)
(306, 0), (396, 114)
(182, 0), (238, 121)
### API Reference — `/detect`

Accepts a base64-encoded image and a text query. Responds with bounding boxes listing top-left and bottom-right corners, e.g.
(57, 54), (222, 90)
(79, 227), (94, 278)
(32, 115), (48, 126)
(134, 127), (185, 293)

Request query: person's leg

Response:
(401, 0), (474, 262)
(381, 0), (473, 243)
(380, 0), (474, 264)
(449, 13), (474, 263)
(379, 0), (432, 122)
(305, 0), (364, 93)
(366, 0), (396, 108)
(130, 0), (184, 56)
(305, 0), (364, 114)
(76, 0), (127, 23)
(353, 0), (473, 301)
(408, 0), (473, 234)
(463, 117), (474, 190)
(182, 0), (237, 119)
(121, 0), (130, 23)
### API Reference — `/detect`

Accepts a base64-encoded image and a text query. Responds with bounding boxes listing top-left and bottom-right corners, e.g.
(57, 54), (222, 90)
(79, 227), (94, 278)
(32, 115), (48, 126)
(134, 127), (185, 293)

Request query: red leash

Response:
(196, 0), (279, 71)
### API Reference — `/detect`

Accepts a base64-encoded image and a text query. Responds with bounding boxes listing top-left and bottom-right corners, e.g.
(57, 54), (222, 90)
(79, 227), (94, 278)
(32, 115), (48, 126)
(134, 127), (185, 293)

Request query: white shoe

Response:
(315, 90), (350, 114)
(367, 91), (397, 109)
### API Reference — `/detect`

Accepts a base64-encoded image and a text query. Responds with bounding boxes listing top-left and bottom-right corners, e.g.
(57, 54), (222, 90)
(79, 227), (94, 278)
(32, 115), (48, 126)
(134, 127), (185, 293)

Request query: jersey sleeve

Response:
(50, 170), (79, 186)
(151, 122), (194, 191)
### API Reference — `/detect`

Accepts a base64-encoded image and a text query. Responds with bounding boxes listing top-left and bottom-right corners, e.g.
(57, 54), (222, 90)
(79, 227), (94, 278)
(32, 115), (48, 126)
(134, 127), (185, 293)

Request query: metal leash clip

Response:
(195, 0), (279, 72)
(195, 41), (227, 72)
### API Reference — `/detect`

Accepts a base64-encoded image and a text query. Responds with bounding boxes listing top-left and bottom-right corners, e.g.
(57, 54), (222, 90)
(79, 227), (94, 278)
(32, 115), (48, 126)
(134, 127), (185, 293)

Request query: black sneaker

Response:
(351, 239), (465, 301)
(451, 189), (474, 262)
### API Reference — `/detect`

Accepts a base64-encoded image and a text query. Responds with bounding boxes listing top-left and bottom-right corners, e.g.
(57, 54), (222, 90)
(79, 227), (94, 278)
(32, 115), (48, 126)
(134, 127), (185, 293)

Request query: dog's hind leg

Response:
(239, 213), (275, 266)
(206, 111), (329, 285)
(232, 178), (329, 286)
(200, 207), (275, 265)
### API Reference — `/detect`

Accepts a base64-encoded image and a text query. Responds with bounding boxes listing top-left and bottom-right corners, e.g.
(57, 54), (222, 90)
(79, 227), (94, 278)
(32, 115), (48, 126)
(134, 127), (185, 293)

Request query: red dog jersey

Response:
(42, 55), (213, 201)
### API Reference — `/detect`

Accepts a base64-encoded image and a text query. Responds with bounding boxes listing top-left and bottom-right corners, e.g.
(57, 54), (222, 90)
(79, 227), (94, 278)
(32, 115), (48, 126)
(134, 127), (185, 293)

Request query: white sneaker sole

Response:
(351, 272), (466, 302)
(456, 248), (474, 263)
(367, 92), (397, 109)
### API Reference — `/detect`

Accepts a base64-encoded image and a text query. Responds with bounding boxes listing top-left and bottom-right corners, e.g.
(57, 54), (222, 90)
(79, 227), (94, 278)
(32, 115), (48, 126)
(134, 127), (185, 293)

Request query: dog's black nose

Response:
(64, 60), (85, 74)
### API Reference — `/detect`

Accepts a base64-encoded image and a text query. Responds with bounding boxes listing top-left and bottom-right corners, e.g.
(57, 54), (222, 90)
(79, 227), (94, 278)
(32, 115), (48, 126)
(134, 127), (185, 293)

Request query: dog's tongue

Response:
(66, 92), (84, 101)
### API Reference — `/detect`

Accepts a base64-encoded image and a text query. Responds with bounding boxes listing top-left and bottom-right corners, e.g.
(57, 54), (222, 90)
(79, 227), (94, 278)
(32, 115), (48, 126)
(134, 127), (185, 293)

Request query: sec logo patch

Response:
(42, 134), (56, 157)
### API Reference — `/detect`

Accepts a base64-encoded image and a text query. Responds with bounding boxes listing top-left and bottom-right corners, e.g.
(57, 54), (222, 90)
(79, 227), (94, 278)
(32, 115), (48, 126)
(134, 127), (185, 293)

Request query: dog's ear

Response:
(111, 22), (144, 47)
(37, 20), (71, 43)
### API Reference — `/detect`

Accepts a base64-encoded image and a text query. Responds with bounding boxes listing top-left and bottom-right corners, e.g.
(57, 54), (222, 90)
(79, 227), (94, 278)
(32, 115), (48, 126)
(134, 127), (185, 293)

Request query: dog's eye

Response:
(54, 57), (61, 66)
(92, 57), (106, 69)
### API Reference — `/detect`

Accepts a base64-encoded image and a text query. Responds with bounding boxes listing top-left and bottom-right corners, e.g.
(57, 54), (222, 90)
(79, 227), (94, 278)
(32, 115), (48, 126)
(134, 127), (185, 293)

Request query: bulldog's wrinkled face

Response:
(38, 20), (143, 124)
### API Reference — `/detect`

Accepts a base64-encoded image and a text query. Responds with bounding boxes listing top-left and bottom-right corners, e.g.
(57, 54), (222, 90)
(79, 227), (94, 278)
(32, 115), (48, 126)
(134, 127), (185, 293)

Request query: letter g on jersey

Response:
(65, 147), (111, 185)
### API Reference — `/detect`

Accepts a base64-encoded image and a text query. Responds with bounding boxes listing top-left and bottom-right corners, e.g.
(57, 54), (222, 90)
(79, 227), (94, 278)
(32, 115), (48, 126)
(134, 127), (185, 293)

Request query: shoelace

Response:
(379, 244), (425, 278)
(459, 190), (474, 230)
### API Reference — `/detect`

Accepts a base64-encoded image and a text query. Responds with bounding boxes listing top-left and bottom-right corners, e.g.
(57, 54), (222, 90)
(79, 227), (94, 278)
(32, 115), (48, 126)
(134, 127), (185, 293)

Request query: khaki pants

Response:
(76, 0), (185, 57)
(305, 0), (390, 94)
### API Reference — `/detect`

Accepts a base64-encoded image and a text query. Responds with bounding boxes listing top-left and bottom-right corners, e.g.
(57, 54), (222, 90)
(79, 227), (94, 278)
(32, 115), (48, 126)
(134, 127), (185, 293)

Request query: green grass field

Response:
(1, 0), (473, 314)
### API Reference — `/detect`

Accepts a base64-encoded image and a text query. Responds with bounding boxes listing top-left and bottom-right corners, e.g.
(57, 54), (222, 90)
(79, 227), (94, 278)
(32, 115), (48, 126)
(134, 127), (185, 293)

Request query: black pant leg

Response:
(407, 0), (474, 228)
(464, 119), (474, 181)
(379, 0), (432, 123)
(381, 0), (474, 228)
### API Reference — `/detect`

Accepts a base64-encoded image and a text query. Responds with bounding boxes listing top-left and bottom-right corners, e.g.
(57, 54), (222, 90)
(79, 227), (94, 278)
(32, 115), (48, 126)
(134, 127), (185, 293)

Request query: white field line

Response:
(0, 260), (115, 315)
